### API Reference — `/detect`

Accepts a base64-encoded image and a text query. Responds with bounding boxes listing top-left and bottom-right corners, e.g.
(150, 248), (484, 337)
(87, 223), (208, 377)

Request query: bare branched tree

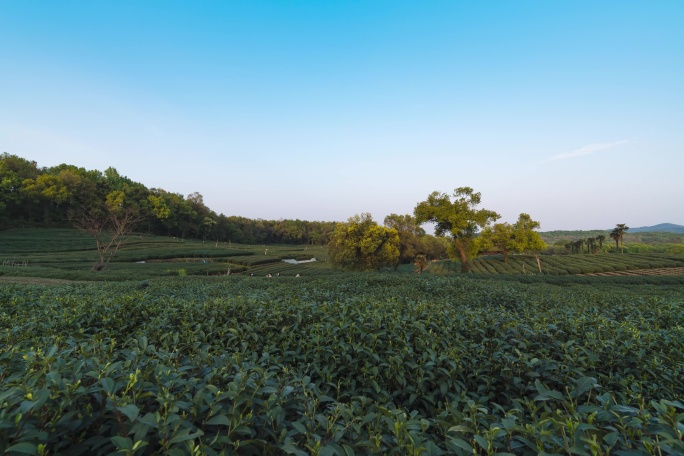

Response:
(70, 191), (143, 271)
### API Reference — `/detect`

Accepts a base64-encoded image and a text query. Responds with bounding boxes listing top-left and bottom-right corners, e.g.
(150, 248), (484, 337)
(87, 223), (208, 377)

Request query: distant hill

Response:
(628, 223), (684, 234)
(540, 224), (684, 247)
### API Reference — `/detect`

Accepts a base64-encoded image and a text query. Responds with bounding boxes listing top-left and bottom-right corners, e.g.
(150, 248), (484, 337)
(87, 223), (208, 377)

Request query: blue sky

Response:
(2, 1), (683, 230)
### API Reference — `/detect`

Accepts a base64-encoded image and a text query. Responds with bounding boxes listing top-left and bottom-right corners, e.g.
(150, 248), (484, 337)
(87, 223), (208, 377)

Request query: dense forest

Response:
(0, 153), (341, 245)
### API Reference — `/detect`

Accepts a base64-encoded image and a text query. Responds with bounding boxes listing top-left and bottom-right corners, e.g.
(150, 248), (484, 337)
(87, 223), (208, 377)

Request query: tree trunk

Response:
(454, 239), (470, 273)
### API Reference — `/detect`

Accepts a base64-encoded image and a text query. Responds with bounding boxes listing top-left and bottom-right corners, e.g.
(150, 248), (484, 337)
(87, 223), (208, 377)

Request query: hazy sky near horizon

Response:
(2, 1), (683, 231)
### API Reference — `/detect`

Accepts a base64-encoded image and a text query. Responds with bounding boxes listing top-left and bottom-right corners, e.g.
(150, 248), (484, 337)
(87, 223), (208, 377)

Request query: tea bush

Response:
(1, 275), (683, 454)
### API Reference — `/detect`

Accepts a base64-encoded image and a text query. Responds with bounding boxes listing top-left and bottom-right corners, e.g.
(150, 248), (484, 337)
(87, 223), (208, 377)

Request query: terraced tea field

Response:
(0, 228), (335, 281)
(427, 253), (684, 277)
(581, 266), (684, 277)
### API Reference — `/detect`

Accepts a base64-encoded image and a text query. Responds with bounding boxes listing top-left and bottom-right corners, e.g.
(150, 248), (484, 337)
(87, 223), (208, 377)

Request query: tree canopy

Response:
(1, 153), (339, 245)
(611, 223), (629, 253)
(477, 222), (515, 262)
(477, 213), (546, 262)
(414, 187), (499, 272)
(383, 213), (426, 271)
(511, 213), (546, 255)
(328, 213), (400, 271)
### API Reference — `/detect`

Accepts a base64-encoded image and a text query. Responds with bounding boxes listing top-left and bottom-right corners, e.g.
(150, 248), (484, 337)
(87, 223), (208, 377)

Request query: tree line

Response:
(1, 153), (341, 245)
(1, 154), (565, 273)
(557, 224), (629, 254)
(1, 154), (449, 270)
(329, 187), (547, 273)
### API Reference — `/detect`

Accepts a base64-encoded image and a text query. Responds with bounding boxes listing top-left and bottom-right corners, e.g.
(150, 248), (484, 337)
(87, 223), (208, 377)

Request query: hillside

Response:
(541, 228), (684, 246)
(629, 223), (684, 233)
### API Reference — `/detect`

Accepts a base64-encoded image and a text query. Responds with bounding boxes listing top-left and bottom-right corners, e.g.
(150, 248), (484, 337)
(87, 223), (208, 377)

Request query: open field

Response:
(1, 274), (683, 454)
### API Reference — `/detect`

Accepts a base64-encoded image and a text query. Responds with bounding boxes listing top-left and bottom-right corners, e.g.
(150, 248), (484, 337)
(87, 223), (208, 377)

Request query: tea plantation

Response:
(3, 229), (684, 282)
(0, 229), (334, 281)
(1, 274), (683, 455)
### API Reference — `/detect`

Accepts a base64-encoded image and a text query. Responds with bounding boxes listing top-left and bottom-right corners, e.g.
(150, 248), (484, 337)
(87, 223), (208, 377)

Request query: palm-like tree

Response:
(615, 223), (629, 253)
(587, 237), (597, 254)
(596, 234), (606, 252)
(610, 228), (620, 251)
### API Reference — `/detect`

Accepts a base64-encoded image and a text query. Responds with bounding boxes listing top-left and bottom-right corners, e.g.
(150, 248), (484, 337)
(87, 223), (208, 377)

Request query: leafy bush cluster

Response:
(1, 275), (683, 454)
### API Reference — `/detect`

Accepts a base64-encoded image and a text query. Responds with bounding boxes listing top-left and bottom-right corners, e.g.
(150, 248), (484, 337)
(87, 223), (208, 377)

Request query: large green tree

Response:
(477, 222), (515, 262)
(414, 187), (499, 272)
(511, 213), (546, 272)
(384, 213), (426, 271)
(477, 213), (546, 263)
(328, 213), (400, 271)
(511, 213), (546, 254)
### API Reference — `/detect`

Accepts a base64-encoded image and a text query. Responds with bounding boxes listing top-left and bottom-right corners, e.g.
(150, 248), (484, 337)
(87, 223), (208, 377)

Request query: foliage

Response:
(477, 222), (515, 261)
(511, 213), (546, 255)
(414, 254), (428, 273)
(614, 223), (629, 253)
(477, 214), (546, 263)
(70, 191), (144, 270)
(328, 213), (400, 271)
(0, 154), (340, 245)
(1, 275), (683, 454)
(414, 187), (499, 272)
(384, 213), (428, 270)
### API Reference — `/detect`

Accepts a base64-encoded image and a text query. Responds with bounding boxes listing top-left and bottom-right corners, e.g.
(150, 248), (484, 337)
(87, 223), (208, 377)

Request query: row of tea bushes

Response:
(467, 253), (684, 276)
(1, 275), (683, 454)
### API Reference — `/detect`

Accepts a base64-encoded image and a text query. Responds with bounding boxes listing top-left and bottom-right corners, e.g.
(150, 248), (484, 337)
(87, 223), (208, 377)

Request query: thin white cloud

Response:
(545, 138), (635, 162)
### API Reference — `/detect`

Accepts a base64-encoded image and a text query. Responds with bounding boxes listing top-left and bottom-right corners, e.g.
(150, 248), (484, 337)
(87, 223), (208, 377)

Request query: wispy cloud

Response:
(544, 138), (635, 163)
